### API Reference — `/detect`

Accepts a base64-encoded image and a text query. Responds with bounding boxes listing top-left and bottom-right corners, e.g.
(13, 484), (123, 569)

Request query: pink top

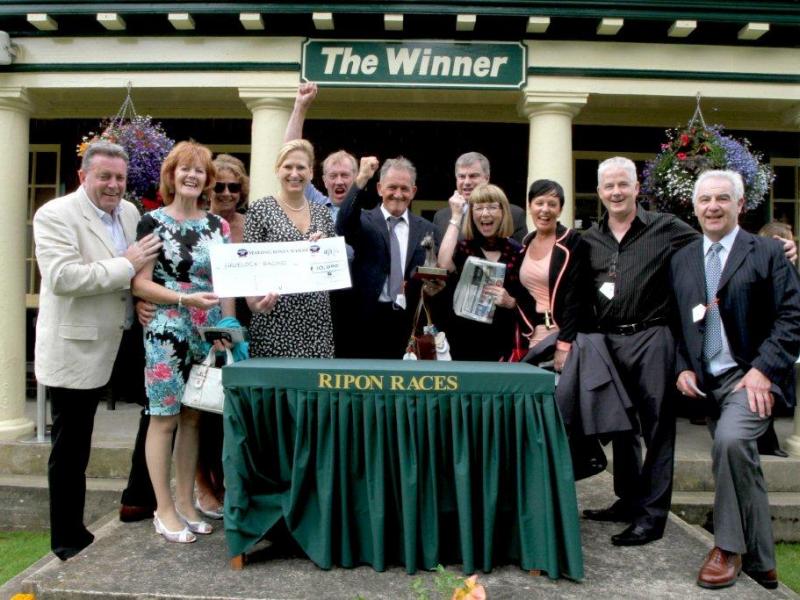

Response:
(519, 250), (560, 346)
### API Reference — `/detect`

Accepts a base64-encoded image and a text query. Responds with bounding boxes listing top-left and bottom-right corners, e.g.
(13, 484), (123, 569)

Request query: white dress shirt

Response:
(378, 205), (409, 303)
(703, 226), (740, 376)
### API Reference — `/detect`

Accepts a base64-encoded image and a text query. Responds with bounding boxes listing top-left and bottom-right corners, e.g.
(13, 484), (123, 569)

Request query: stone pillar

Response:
(518, 92), (588, 228)
(784, 104), (800, 458)
(239, 87), (295, 201)
(0, 87), (34, 440)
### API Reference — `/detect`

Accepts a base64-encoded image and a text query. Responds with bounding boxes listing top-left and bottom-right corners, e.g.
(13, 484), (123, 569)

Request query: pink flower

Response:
(167, 309), (180, 318)
(191, 309), (208, 327)
(676, 152), (687, 160)
(151, 363), (172, 380)
(163, 395), (177, 406)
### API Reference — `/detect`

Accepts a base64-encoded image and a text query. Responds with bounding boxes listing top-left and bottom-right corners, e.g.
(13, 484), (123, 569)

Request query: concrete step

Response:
(0, 473), (124, 530)
(0, 440), (134, 479)
(672, 456), (800, 492)
(672, 491), (800, 542)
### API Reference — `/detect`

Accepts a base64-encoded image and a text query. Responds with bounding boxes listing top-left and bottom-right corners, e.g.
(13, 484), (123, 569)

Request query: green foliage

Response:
(776, 542), (800, 593)
(0, 530), (50, 586)
(410, 564), (466, 600)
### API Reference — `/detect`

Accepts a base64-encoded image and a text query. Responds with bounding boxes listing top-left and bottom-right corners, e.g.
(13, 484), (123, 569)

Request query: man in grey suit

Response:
(670, 170), (800, 590)
(34, 141), (160, 559)
(432, 152), (527, 243)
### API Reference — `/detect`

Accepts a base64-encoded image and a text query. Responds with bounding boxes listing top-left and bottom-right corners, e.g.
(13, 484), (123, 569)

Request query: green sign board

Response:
(302, 39), (526, 89)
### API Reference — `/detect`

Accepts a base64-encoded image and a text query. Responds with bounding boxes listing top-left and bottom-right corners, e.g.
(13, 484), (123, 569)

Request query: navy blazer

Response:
(670, 229), (800, 407)
(336, 184), (436, 320)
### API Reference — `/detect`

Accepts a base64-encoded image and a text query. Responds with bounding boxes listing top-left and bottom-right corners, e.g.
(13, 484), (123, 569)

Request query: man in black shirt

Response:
(581, 156), (697, 546)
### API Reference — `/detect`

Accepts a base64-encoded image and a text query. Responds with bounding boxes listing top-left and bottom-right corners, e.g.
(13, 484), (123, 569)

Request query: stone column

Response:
(518, 92), (588, 228)
(784, 104), (800, 458)
(0, 87), (34, 440)
(239, 87), (296, 201)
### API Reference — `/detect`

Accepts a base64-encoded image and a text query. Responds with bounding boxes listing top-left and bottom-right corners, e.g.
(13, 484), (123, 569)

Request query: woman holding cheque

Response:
(132, 141), (234, 543)
(437, 183), (522, 361)
(244, 139), (336, 358)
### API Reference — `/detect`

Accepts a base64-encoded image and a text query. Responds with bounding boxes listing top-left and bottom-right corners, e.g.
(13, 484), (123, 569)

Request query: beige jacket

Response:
(33, 187), (140, 389)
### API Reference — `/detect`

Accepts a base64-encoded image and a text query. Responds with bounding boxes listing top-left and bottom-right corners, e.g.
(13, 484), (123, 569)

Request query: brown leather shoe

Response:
(744, 568), (778, 590)
(119, 504), (155, 523)
(697, 547), (742, 589)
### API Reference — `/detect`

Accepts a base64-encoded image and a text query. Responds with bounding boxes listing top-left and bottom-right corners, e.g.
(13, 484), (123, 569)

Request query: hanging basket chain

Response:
(687, 91), (706, 129)
(111, 81), (138, 125)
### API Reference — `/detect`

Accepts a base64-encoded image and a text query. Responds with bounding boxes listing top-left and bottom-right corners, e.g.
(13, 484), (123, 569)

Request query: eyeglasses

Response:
(214, 182), (242, 194)
(473, 203), (501, 214)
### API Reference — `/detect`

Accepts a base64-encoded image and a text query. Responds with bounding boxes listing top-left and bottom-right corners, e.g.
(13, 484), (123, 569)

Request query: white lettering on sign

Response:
(321, 47), (380, 75)
(322, 46), (511, 79)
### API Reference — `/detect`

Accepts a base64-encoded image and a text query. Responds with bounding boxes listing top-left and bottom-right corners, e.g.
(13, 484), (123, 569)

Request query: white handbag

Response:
(180, 349), (234, 414)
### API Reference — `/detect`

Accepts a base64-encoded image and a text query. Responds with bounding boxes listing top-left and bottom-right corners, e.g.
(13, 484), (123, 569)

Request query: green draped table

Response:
(221, 358), (583, 579)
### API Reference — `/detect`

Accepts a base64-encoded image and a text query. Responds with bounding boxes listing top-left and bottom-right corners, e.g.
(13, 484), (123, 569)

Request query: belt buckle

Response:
(617, 323), (637, 335)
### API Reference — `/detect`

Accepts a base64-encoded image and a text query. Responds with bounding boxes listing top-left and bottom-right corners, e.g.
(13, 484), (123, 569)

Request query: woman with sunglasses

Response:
(190, 154), (251, 522)
(437, 183), (523, 361)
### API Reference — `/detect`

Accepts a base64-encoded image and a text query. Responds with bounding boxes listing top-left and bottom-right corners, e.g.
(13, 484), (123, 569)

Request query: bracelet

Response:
(448, 218), (460, 228)
(177, 294), (184, 307)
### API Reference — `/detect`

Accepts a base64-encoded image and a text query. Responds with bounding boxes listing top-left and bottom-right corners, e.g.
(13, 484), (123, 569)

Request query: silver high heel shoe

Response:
(194, 498), (224, 520)
(153, 513), (196, 543)
(176, 508), (213, 534)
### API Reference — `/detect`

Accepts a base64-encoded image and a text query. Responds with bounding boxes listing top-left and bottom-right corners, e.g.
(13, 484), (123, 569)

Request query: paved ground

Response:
(3, 400), (798, 600)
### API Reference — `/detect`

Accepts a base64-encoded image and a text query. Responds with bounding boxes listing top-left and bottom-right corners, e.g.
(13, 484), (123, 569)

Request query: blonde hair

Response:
(213, 154), (250, 210)
(274, 139), (315, 173)
(322, 150), (357, 176)
(463, 183), (513, 240)
(159, 141), (216, 205)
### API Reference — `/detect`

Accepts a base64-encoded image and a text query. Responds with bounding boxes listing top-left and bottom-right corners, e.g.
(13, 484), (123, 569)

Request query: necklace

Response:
(278, 196), (308, 213)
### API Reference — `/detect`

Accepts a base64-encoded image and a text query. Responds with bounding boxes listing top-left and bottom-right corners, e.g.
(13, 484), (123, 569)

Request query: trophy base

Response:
(412, 266), (449, 281)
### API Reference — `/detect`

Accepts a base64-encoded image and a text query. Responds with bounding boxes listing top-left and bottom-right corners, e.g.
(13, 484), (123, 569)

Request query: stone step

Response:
(0, 473), (124, 530)
(606, 452), (800, 493)
(0, 440), (134, 479)
(672, 491), (800, 542)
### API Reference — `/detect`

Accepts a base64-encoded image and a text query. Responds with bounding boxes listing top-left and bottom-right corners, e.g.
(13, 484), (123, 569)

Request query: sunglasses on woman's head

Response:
(214, 182), (242, 193)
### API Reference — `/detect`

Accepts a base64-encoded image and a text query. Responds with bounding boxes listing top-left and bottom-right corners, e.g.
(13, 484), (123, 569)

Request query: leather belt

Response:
(601, 317), (668, 336)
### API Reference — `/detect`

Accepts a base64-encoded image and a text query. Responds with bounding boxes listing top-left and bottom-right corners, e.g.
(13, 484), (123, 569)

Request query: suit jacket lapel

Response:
(405, 214), (423, 272)
(717, 230), (753, 291)
(78, 188), (117, 256)
(368, 207), (391, 256)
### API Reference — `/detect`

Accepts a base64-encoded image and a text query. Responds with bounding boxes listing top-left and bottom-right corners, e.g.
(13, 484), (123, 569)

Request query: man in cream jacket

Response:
(34, 141), (160, 560)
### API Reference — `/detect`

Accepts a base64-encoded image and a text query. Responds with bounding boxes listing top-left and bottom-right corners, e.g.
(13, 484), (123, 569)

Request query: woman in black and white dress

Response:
(244, 139), (335, 358)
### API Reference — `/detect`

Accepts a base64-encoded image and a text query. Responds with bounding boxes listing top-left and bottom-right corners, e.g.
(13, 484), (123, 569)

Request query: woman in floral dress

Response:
(132, 141), (234, 543)
(245, 139), (335, 358)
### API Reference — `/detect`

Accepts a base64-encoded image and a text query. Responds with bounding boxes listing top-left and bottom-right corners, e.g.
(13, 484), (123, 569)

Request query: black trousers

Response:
(48, 385), (103, 560)
(606, 325), (676, 532)
(112, 325), (156, 509)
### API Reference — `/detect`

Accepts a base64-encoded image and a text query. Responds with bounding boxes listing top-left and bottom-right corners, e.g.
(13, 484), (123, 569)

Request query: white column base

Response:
(0, 417), (35, 441)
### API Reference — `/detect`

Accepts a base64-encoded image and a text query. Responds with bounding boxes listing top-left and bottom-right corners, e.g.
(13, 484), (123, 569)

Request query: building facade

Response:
(0, 1), (798, 438)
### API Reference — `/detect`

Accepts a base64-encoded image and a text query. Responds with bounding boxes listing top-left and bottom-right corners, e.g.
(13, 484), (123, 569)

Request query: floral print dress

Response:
(137, 208), (230, 416)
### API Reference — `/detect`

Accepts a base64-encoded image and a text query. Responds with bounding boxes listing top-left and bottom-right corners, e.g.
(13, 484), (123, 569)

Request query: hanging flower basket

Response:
(642, 123), (773, 223)
(77, 86), (174, 211)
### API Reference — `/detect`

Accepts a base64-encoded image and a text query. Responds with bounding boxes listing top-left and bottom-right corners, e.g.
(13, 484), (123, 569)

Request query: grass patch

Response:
(776, 542), (800, 593)
(0, 530), (50, 586)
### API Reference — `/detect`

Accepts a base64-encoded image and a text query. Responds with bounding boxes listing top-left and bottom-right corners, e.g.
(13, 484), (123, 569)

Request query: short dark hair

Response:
(528, 179), (565, 208)
(81, 141), (128, 172)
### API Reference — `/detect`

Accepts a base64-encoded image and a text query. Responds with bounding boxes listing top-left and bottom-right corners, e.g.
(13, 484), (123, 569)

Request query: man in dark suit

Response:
(671, 170), (800, 590)
(432, 152), (527, 243)
(337, 156), (437, 358)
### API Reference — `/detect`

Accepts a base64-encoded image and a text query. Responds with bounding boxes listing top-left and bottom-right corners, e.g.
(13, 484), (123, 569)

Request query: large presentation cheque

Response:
(210, 237), (352, 297)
